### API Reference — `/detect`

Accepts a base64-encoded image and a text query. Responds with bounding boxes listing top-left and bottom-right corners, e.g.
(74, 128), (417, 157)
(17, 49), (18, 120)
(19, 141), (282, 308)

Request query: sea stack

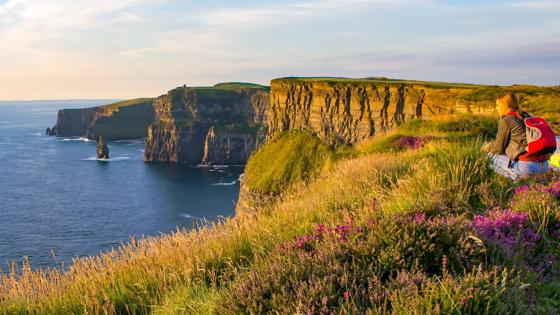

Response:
(97, 135), (109, 160)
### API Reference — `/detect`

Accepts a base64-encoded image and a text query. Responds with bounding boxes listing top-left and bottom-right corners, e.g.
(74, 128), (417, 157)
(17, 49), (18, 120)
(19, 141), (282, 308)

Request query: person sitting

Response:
(485, 92), (550, 180)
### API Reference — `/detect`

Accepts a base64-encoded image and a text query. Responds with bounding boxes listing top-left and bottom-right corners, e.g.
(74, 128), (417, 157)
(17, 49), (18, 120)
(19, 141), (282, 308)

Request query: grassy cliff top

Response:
(102, 98), (154, 111)
(272, 76), (484, 89)
(187, 82), (269, 91)
(273, 77), (559, 92)
(212, 82), (269, 90)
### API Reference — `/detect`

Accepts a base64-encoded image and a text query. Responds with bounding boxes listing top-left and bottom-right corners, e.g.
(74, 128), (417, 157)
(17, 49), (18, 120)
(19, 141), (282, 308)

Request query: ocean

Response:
(0, 100), (242, 270)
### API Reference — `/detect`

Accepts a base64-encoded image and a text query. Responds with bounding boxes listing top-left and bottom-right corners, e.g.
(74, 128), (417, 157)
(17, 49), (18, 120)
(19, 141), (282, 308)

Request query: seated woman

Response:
(486, 92), (550, 180)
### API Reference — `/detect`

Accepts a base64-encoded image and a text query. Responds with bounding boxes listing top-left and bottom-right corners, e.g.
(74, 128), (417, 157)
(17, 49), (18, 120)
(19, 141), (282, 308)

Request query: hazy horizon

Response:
(1, 0), (559, 100)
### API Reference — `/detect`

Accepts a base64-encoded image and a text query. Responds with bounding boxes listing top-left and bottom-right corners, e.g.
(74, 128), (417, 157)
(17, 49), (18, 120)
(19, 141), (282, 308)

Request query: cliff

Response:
(47, 98), (155, 140)
(144, 83), (270, 164)
(267, 78), (498, 146)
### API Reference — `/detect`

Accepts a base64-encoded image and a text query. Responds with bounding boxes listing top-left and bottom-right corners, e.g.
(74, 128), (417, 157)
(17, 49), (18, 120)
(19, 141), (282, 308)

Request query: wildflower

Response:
(343, 291), (350, 300)
(316, 224), (325, 235)
(460, 296), (467, 306)
(394, 136), (434, 150)
(333, 224), (352, 241)
(414, 212), (426, 223)
(442, 255), (448, 271)
(296, 236), (304, 249)
(514, 185), (530, 196)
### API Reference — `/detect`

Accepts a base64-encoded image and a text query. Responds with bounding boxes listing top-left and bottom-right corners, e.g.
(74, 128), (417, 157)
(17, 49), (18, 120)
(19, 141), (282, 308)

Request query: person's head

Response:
(496, 92), (520, 117)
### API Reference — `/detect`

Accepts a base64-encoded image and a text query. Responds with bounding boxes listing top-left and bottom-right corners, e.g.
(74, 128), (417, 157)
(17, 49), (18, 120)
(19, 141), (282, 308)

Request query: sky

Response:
(0, 0), (558, 100)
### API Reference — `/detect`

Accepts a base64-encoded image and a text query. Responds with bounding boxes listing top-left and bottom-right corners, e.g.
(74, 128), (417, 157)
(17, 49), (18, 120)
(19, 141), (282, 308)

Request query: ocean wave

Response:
(61, 137), (92, 142)
(212, 165), (229, 169)
(180, 213), (203, 220)
(81, 156), (132, 162)
(115, 139), (144, 145)
(212, 181), (237, 186)
(208, 169), (225, 173)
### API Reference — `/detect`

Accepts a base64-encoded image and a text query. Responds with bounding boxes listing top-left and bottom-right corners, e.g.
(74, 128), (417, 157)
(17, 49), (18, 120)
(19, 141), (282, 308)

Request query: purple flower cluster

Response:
(515, 181), (560, 199)
(394, 136), (434, 150)
(471, 208), (540, 253)
(293, 217), (364, 251)
(414, 212), (427, 223)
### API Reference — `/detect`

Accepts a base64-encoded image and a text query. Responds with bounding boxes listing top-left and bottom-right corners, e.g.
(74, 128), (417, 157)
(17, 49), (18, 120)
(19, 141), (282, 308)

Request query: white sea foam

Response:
(180, 213), (203, 220)
(81, 156), (132, 162)
(61, 137), (92, 142)
(212, 181), (237, 186)
(238, 173), (244, 181)
(115, 139), (144, 145)
(208, 169), (225, 173)
(212, 165), (229, 169)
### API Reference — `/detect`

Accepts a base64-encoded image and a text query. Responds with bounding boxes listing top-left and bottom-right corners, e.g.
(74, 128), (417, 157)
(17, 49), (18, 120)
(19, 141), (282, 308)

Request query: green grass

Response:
(188, 82), (269, 91)
(243, 131), (349, 195)
(212, 82), (269, 91)
(102, 98), (154, 111)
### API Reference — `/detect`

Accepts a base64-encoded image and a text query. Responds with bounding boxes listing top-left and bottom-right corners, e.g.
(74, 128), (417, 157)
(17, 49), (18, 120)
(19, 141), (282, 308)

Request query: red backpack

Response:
(524, 116), (557, 156)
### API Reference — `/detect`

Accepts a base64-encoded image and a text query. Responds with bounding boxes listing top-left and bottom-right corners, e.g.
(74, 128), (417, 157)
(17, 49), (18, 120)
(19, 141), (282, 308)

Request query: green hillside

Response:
(3, 114), (560, 314)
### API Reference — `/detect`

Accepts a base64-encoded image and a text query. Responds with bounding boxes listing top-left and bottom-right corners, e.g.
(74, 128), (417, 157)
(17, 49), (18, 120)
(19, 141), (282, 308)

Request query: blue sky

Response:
(0, 0), (558, 99)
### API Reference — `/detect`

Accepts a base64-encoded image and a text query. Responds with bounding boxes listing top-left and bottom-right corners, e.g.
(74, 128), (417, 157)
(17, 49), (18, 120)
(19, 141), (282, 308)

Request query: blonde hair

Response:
(496, 92), (520, 117)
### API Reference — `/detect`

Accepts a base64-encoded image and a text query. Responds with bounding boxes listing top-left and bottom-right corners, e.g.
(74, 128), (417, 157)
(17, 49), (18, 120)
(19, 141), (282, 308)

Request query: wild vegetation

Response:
(1, 115), (559, 314)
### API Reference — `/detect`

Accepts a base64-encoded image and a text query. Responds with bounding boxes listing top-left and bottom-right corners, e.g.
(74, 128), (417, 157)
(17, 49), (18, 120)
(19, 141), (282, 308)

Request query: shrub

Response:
(393, 135), (435, 150)
(472, 207), (560, 279)
(510, 176), (560, 231)
(216, 214), (486, 314)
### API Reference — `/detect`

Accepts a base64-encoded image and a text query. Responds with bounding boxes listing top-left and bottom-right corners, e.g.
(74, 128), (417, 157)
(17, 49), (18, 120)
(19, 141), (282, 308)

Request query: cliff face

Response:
(144, 84), (270, 164)
(268, 79), (495, 146)
(48, 99), (155, 140)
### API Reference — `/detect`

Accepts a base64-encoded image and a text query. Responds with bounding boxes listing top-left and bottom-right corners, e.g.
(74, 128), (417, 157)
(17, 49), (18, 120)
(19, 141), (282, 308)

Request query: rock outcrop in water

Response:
(97, 135), (109, 159)
(268, 78), (496, 146)
(48, 99), (155, 141)
(144, 83), (270, 165)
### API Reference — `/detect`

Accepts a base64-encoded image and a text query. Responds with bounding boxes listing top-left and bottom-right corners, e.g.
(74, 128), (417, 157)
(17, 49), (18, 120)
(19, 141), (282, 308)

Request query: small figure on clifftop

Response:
(483, 92), (557, 180)
(97, 135), (110, 160)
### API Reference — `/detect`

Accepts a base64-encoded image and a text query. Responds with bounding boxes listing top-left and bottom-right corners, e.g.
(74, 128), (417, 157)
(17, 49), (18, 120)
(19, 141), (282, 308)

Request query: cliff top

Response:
(272, 76), (483, 89)
(103, 98), (154, 111)
(189, 82), (270, 91)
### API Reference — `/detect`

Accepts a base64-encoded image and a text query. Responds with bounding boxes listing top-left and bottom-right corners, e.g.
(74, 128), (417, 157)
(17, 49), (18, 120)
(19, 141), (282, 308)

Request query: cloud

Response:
(197, 0), (426, 26)
(513, 0), (560, 9)
(0, 0), (152, 29)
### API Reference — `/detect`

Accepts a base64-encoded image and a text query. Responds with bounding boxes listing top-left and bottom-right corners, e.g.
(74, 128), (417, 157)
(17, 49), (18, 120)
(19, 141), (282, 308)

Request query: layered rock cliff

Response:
(48, 99), (155, 140)
(268, 78), (495, 146)
(144, 83), (270, 164)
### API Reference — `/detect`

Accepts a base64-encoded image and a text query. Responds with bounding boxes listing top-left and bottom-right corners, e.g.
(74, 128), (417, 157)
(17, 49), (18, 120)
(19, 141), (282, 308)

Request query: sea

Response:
(0, 100), (243, 270)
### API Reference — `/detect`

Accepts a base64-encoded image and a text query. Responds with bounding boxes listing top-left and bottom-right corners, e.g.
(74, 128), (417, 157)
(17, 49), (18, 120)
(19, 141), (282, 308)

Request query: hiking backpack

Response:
(524, 116), (557, 156)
